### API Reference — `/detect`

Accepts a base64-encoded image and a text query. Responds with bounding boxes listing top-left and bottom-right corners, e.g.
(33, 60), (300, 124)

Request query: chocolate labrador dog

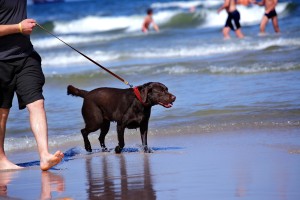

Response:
(67, 82), (176, 153)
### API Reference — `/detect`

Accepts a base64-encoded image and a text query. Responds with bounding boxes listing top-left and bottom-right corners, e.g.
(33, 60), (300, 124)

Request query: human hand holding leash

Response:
(19, 19), (36, 34)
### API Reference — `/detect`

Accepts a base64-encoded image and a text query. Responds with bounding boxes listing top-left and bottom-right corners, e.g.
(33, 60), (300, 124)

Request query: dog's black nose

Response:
(171, 95), (176, 102)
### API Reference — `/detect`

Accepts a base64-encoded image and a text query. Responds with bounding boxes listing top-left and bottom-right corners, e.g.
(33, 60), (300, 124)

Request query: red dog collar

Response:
(133, 87), (147, 106)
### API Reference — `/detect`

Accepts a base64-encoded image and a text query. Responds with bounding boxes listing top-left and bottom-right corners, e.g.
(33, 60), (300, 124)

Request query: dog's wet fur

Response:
(67, 82), (176, 153)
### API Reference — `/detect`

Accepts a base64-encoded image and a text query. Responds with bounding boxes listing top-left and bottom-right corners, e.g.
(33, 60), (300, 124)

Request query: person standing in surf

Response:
(251, 0), (280, 34)
(217, 0), (245, 39)
(142, 8), (160, 33)
(0, 0), (64, 171)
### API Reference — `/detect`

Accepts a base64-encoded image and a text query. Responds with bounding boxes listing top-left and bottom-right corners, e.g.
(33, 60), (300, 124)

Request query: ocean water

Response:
(5, 0), (300, 152)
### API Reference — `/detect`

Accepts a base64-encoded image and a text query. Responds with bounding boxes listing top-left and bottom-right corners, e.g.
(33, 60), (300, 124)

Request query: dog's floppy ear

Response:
(140, 82), (153, 103)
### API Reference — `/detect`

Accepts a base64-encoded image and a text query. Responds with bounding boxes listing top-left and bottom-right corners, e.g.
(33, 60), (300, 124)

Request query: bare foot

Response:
(40, 151), (64, 171)
(0, 158), (23, 171)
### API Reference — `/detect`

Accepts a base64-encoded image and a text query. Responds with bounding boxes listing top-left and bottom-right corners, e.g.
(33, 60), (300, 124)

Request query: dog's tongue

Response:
(165, 103), (173, 108)
(159, 102), (172, 108)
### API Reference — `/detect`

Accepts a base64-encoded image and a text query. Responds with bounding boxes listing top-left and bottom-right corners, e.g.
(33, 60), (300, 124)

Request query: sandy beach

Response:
(1, 126), (300, 200)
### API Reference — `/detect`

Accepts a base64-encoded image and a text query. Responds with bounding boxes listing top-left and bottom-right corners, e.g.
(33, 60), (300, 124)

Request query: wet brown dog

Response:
(67, 82), (176, 153)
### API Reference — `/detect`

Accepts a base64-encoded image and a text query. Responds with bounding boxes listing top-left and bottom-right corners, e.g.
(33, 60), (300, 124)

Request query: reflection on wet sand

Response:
(85, 154), (156, 199)
(0, 170), (68, 199)
(0, 170), (19, 198)
(40, 171), (65, 200)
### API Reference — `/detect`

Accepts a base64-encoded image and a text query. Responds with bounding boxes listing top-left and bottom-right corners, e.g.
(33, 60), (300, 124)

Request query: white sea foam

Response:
(54, 15), (136, 33)
(149, 62), (300, 75)
(40, 49), (120, 67)
(151, 0), (222, 9)
(207, 62), (300, 74)
(36, 37), (300, 67)
(52, 11), (179, 34)
(131, 38), (300, 58)
(33, 34), (126, 49)
(4, 133), (86, 152)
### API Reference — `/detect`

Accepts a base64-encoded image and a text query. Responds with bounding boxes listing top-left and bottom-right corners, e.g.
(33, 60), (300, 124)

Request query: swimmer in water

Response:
(217, 0), (245, 39)
(251, 0), (280, 34)
(142, 8), (159, 33)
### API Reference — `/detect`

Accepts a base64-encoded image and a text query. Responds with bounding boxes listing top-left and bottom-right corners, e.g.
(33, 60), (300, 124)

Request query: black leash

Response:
(36, 23), (133, 88)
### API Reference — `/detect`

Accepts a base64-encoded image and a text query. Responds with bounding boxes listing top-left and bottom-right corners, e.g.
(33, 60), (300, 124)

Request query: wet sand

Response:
(1, 127), (300, 200)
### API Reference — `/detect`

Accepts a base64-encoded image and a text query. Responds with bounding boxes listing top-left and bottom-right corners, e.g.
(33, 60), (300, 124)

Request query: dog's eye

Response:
(153, 88), (162, 93)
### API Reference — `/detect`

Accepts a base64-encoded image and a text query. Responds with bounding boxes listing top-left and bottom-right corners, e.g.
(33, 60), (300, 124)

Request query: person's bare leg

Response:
(259, 16), (268, 35)
(235, 28), (244, 38)
(27, 100), (64, 171)
(272, 16), (280, 33)
(0, 108), (23, 170)
(222, 27), (231, 39)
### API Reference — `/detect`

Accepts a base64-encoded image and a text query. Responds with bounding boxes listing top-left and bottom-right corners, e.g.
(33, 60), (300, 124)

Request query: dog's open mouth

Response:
(159, 102), (173, 108)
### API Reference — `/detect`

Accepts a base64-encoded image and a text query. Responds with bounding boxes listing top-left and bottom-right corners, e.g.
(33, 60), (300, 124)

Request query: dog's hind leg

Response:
(82, 123), (101, 152)
(99, 120), (110, 152)
(81, 128), (92, 152)
(81, 101), (102, 152)
(115, 124), (125, 154)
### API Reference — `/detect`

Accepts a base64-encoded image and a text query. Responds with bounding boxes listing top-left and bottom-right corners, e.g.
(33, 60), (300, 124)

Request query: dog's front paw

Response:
(85, 147), (92, 152)
(102, 147), (110, 152)
(85, 144), (92, 152)
(115, 146), (123, 154)
(144, 146), (153, 153)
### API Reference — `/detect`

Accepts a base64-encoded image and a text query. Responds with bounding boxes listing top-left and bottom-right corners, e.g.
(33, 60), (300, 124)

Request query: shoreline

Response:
(2, 126), (300, 199)
(5, 120), (300, 155)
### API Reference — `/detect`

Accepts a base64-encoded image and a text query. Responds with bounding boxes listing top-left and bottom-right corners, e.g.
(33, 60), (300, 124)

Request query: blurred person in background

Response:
(252, 0), (280, 34)
(217, 0), (247, 39)
(142, 8), (160, 33)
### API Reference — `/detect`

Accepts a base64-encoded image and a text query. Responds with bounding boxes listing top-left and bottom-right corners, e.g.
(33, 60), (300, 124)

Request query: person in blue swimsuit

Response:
(218, 0), (245, 39)
(252, 0), (280, 34)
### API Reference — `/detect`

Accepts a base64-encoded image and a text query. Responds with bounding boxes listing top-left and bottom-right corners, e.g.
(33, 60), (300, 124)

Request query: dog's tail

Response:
(67, 85), (88, 98)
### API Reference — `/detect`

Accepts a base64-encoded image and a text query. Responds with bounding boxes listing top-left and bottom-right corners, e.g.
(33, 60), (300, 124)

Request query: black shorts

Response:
(265, 9), (277, 19)
(0, 51), (45, 110)
(225, 10), (241, 31)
